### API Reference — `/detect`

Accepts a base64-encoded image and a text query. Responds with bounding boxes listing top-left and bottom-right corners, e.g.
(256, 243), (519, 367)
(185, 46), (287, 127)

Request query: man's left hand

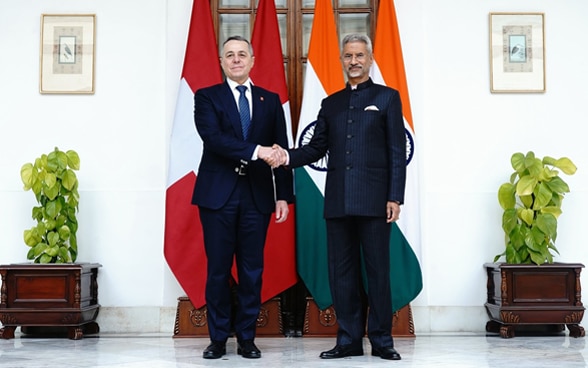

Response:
(386, 201), (401, 223)
(275, 200), (289, 223)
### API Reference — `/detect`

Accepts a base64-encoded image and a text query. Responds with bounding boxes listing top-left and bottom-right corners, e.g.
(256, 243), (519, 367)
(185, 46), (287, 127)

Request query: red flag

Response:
(249, 0), (298, 301)
(164, 0), (222, 309)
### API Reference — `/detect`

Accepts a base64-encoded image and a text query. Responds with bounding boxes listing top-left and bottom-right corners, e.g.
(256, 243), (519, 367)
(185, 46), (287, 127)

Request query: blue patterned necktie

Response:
(236, 85), (251, 140)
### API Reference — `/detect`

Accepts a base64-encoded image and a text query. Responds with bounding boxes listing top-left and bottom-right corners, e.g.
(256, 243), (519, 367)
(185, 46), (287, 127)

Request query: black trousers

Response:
(326, 216), (394, 348)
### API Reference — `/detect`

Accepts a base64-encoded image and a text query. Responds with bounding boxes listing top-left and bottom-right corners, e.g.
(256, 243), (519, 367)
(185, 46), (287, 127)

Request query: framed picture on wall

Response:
(40, 14), (96, 94)
(489, 12), (545, 93)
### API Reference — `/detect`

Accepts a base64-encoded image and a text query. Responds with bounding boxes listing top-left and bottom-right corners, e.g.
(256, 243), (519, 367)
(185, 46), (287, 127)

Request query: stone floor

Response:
(0, 331), (586, 367)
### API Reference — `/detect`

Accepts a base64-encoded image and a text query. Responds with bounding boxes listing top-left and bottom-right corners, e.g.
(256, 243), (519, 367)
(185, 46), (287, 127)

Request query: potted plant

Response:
(484, 151), (585, 338)
(0, 147), (101, 340)
(20, 147), (80, 263)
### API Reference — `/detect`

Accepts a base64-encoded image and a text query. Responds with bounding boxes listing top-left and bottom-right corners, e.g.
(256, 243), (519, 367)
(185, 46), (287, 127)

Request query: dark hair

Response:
(223, 35), (254, 56)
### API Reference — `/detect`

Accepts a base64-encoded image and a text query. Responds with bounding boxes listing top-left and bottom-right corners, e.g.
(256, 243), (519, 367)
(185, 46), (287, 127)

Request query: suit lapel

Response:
(219, 82), (245, 139)
(250, 86), (265, 139)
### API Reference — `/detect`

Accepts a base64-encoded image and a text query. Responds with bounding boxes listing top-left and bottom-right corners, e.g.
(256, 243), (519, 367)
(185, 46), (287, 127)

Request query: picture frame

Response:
(40, 14), (96, 94)
(489, 12), (545, 93)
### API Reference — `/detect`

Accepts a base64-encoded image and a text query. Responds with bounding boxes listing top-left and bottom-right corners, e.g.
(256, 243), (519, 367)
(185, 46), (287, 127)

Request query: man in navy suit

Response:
(192, 35), (293, 359)
(267, 34), (406, 360)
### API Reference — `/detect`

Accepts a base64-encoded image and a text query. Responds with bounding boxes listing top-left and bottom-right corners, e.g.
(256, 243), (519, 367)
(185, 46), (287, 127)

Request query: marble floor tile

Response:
(0, 331), (586, 367)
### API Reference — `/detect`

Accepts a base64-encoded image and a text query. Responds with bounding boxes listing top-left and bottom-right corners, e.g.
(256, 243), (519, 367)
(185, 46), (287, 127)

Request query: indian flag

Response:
(370, 0), (422, 311)
(295, 0), (345, 310)
(295, 0), (422, 311)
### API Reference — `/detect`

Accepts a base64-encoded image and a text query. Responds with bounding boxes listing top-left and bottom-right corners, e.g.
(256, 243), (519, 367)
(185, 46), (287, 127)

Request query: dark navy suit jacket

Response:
(192, 81), (293, 211)
(289, 78), (406, 219)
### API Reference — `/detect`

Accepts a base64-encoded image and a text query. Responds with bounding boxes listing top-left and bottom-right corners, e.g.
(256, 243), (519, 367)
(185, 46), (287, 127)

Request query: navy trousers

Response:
(199, 178), (270, 343)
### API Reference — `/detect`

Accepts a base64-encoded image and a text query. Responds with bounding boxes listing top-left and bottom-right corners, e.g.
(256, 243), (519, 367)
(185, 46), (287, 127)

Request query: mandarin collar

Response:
(347, 78), (374, 91)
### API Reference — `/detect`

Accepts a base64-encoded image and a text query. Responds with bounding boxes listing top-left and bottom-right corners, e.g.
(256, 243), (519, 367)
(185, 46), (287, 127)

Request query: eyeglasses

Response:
(342, 53), (366, 62)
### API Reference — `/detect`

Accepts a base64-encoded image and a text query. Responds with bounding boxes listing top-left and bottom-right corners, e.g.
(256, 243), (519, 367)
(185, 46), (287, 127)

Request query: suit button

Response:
(347, 119), (353, 123)
(234, 167), (239, 173)
(347, 134), (352, 139)
(346, 165), (352, 170)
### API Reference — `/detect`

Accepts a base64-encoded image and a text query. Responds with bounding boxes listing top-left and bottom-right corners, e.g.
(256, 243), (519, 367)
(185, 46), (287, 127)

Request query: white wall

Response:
(1, 0), (587, 333)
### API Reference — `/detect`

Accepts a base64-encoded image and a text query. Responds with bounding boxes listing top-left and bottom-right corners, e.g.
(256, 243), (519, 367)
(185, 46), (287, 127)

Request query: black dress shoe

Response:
(202, 341), (226, 359)
(319, 345), (364, 359)
(237, 340), (261, 359)
(372, 346), (401, 360)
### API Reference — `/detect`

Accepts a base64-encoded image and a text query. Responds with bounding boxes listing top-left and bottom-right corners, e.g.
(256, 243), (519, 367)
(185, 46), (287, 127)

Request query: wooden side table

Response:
(485, 262), (585, 338)
(0, 263), (101, 340)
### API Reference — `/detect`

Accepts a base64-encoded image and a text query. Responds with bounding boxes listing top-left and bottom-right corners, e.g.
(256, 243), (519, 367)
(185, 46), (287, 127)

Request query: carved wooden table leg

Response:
(499, 325), (515, 338)
(0, 326), (16, 339)
(567, 324), (586, 338)
(68, 326), (84, 340)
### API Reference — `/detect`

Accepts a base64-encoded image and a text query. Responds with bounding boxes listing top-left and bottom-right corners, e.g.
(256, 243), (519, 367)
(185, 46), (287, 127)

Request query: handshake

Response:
(258, 144), (288, 169)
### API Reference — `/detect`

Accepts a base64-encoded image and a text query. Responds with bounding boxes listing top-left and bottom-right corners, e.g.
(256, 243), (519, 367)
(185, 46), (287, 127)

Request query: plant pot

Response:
(484, 262), (585, 338)
(0, 262), (101, 340)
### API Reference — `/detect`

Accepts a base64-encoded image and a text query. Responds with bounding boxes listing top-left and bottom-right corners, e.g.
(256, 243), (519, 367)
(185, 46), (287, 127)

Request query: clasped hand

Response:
(258, 144), (287, 168)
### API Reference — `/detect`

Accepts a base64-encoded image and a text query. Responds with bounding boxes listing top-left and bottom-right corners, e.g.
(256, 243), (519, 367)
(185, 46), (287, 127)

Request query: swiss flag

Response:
(249, 0), (298, 301)
(164, 0), (298, 309)
(163, 0), (221, 309)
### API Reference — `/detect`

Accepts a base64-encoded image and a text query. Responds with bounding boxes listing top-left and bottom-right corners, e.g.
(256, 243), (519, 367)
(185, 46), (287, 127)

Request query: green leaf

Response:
(536, 213), (557, 239)
(33, 243), (48, 257)
(39, 254), (53, 263)
(43, 181), (60, 200)
(525, 156), (543, 178)
(45, 245), (59, 257)
(533, 182), (552, 209)
(47, 231), (60, 246)
(541, 206), (562, 219)
(505, 243), (518, 263)
(21, 163), (34, 190)
(498, 183), (516, 209)
(511, 152), (526, 173)
(45, 200), (58, 219)
(58, 225), (71, 241)
(516, 175), (537, 197)
(66, 150), (81, 170)
(529, 249), (546, 265)
(519, 194), (533, 208)
(58, 246), (70, 261)
(47, 148), (68, 173)
(530, 225), (546, 246)
(62, 169), (77, 191)
(554, 157), (577, 175)
(519, 208), (534, 226)
(493, 252), (505, 262)
(27, 247), (36, 260)
(509, 224), (526, 250)
(502, 209), (518, 234)
(23, 228), (39, 247)
(44, 172), (57, 189)
(545, 176), (570, 195)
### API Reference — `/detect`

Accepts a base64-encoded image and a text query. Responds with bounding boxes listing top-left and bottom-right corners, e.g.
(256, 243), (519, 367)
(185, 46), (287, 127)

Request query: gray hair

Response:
(341, 34), (373, 55)
(223, 35), (254, 56)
